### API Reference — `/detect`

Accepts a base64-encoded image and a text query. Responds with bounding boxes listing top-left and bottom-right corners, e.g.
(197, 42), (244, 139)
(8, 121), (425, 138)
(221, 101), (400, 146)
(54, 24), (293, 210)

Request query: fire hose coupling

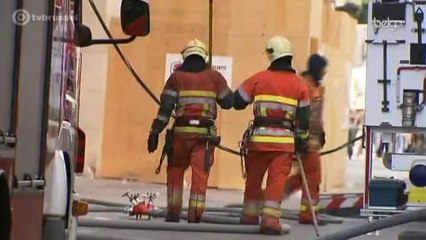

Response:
(0, 130), (17, 148)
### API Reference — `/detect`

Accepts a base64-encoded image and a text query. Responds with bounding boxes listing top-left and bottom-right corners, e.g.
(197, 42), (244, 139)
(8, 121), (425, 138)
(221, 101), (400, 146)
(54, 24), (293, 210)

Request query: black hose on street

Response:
(78, 217), (291, 235)
(84, 199), (344, 224)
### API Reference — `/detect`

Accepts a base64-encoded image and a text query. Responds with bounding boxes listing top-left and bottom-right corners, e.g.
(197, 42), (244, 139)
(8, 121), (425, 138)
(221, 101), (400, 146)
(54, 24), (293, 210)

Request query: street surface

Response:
(75, 155), (425, 240)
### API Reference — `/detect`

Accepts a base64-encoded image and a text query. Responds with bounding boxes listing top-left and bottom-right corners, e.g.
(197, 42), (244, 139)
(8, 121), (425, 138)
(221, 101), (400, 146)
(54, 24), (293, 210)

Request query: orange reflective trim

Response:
(242, 201), (261, 216)
(262, 207), (281, 218)
(300, 204), (319, 212)
(260, 107), (267, 117)
(168, 191), (183, 206)
(72, 200), (88, 216)
(176, 103), (185, 117)
(189, 199), (205, 209)
(179, 90), (217, 98)
(250, 136), (294, 144)
(174, 127), (209, 134)
(201, 103), (209, 117)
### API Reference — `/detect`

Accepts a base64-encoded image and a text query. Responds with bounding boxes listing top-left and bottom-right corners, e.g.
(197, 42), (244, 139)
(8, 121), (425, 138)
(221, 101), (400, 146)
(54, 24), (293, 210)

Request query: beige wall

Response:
(79, 0), (120, 177)
(89, 0), (359, 191)
(79, 0), (108, 177)
(320, 4), (357, 190)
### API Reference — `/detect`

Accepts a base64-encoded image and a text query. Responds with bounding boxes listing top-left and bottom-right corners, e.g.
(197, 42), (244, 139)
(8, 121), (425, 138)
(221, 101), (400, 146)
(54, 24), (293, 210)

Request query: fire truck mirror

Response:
(74, 24), (93, 47)
(120, 0), (150, 37)
(73, 0), (149, 47)
(0, 170), (12, 240)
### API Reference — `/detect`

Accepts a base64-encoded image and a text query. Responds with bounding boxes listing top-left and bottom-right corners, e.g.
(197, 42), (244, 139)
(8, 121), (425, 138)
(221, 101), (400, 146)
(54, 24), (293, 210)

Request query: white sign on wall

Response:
(164, 53), (233, 87)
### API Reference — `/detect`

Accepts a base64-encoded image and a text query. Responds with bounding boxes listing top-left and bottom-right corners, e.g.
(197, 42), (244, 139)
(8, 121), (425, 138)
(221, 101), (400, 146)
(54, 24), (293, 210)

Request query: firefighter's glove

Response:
(320, 132), (326, 148)
(295, 137), (309, 154)
(148, 133), (159, 153)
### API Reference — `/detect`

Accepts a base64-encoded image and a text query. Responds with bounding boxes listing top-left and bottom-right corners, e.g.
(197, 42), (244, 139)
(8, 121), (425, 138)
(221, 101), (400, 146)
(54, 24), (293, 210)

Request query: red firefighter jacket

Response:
(303, 75), (325, 150)
(234, 70), (311, 152)
(151, 67), (233, 138)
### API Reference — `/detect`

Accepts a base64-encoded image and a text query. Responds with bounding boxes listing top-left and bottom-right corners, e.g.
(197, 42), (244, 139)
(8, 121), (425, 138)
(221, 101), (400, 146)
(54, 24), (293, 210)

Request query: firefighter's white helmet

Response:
(265, 35), (293, 62)
(181, 39), (208, 61)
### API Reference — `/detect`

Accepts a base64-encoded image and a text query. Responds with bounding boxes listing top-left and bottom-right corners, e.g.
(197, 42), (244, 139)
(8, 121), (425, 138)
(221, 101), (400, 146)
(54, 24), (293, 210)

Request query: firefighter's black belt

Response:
(253, 117), (293, 130)
(174, 118), (214, 128)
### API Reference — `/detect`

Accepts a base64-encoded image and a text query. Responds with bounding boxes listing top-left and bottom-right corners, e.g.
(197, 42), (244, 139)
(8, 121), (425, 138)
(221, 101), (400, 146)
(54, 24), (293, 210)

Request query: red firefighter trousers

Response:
(284, 151), (321, 223)
(242, 151), (293, 228)
(167, 136), (215, 222)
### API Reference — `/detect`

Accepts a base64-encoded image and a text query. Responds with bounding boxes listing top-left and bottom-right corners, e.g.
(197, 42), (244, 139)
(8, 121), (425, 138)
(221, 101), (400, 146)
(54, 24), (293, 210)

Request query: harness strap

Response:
(155, 129), (173, 175)
(174, 117), (214, 128)
(155, 150), (166, 175)
(253, 117), (294, 130)
(239, 122), (254, 179)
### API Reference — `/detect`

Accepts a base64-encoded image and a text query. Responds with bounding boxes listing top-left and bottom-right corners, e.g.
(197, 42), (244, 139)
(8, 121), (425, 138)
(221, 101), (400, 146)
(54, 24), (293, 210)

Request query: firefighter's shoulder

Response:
(294, 74), (309, 87)
(208, 67), (226, 77)
(249, 70), (273, 80)
(237, 70), (270, 86)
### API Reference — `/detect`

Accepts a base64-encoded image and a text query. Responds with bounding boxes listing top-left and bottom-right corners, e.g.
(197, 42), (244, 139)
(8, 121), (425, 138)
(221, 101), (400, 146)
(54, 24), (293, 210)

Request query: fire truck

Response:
(0, 0), (150, 239)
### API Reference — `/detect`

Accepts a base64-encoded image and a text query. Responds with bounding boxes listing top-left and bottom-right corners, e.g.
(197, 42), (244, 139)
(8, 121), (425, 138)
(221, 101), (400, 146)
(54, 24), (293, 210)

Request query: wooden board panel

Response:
(98, 0), (357, 190)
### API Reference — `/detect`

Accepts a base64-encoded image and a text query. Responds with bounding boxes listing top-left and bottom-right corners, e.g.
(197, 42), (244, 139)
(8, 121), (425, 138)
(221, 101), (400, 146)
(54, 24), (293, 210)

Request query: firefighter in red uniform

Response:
(283, 53), (328, 224)
(234, 36), (311, 234)
(147, 39), (234, 223)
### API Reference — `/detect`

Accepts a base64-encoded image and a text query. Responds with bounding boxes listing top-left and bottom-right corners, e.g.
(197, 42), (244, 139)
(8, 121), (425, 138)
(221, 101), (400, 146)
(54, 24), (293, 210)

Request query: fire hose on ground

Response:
(315, 209), (426, 240)
(78, 217), (291, 235)
(83, 199), (344, 225)
(77, 232), (139, 240)
(87, 205), (243, 225)
(77, 232), (141, 240)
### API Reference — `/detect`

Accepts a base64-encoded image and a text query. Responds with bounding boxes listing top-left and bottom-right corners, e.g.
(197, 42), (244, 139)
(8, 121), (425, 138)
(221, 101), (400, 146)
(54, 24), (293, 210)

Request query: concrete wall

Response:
(89, 0), (358, 191)
(78, 0), (111, 177)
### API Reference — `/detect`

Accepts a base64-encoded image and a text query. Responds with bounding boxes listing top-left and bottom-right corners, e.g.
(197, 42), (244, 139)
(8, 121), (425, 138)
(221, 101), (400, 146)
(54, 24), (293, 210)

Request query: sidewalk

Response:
(75, 156), (373, 209)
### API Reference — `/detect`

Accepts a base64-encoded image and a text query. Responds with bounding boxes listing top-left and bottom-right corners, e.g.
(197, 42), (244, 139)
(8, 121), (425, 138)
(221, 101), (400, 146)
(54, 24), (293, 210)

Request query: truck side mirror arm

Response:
(74, 23), (137, 47)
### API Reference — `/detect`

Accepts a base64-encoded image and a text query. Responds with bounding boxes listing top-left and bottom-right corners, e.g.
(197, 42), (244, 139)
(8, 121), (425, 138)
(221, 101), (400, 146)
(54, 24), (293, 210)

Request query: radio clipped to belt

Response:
(155, 129), (174, 175)
(196, 119), (221, 174)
